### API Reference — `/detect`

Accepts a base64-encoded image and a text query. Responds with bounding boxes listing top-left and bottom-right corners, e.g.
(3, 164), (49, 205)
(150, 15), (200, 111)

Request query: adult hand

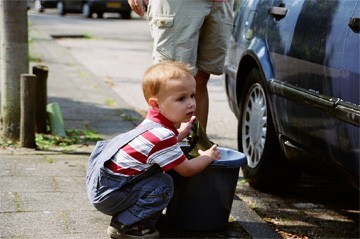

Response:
(128, 0), (147, 16)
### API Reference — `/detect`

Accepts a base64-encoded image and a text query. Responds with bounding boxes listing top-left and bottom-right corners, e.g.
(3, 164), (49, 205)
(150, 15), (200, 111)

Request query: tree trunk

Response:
(0, 0), (29, 141)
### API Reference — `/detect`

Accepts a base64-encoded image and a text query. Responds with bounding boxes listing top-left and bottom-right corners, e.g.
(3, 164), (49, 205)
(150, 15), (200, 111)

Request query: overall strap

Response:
(97, 121), (161, 164)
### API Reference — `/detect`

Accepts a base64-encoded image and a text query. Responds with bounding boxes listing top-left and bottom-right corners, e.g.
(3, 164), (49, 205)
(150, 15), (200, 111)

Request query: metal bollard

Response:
(46, 102), (66, 138)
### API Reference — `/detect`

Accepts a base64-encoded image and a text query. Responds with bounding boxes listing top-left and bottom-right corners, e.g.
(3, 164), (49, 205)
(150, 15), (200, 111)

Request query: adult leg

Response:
(148, 0), (210, 76)
(194, 69), (210, 129)
(196, 0), (234, 130)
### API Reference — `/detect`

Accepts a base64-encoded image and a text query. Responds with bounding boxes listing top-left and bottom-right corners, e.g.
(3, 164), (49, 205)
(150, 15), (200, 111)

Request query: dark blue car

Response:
(224, 0), (359, 191)
(56, 0), (132, 19)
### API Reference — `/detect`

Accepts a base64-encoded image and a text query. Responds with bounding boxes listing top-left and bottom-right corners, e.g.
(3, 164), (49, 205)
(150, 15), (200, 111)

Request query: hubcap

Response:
(83, 4), (90, 17)
(57, 2), (63, 14)
(242, 83), (267, 168)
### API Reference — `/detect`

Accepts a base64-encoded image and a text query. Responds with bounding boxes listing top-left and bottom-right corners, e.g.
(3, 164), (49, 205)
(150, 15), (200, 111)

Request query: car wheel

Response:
(34, 0), (44, 12)
(238, 69), (299, 192)
(82, 3), (92, 18)
(57, 1), (66, 16)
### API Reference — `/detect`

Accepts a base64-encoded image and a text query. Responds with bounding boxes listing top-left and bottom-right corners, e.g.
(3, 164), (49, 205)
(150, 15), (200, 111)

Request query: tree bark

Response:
(0, 0), (29, 141)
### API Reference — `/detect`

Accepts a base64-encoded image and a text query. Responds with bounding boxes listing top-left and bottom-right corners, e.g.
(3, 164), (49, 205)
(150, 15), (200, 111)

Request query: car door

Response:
(337, 1), (360, 172)
(266, 0), (359, 167)
(63, 0), (82, 11)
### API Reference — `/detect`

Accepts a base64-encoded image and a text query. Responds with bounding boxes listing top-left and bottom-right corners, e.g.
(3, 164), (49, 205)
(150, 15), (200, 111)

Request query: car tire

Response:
(121, 11), (131, 19)
(238, 69), (299, 192)
(57, 1), (66, 16)
(34, 0), (44, 13)
(82, 3), (92, 18)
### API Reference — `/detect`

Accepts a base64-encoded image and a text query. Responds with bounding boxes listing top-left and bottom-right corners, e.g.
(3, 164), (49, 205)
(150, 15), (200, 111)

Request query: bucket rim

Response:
(210, 147), (247, 168)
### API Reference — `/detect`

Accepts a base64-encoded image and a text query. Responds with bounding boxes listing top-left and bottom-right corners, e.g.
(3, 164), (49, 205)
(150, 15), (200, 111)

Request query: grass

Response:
(0, 128), (102, 151)
(35, 128), (102, 150)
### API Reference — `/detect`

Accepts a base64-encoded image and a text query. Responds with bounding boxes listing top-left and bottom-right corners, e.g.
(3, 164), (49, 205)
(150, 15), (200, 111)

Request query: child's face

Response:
(154, 76), (196, 125)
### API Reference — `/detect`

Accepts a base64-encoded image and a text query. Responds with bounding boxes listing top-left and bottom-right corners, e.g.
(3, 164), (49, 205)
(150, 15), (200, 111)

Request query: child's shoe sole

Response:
(107, 226), (160, 238)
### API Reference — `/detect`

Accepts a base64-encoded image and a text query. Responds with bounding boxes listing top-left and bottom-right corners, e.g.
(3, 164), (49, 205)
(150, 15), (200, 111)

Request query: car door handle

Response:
(348, 17), (360, 33)
(268, 6), (288, 20)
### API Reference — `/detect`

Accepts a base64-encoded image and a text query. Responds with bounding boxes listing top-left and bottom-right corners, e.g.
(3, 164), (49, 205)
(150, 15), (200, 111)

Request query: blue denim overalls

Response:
(86, 122), (174, 227)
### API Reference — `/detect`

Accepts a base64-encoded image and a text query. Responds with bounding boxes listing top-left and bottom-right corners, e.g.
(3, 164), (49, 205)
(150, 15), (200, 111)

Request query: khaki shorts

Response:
(147, 0), (234, 75)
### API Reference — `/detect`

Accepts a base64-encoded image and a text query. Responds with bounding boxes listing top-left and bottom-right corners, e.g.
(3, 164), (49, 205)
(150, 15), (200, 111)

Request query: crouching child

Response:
(86, 61), (220, 238)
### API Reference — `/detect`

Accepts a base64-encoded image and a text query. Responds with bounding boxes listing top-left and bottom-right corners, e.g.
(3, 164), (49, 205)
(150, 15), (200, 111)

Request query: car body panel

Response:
(41, 0), (58, 8)
(224, 0), (360, 187)
(58, 0), (131, 15)
(27, 0), (57, 11)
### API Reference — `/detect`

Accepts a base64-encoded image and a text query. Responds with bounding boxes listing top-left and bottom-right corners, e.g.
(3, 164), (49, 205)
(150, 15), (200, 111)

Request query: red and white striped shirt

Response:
(105, 109), (186, 176)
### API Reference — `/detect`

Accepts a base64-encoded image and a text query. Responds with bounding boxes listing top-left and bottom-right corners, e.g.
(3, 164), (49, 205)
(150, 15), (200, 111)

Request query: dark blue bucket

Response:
(166, 147), (247, 232)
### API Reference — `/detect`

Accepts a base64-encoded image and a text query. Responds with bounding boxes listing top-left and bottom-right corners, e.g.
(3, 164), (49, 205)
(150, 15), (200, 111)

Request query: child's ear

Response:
(148, 97), (159, 110)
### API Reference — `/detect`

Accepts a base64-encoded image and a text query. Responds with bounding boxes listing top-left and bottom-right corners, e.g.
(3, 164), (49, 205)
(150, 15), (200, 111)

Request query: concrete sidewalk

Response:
(0, 12), (280, 239)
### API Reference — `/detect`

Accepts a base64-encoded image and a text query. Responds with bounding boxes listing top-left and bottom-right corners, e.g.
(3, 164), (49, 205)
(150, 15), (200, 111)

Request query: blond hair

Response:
(142, 61), (193, 101)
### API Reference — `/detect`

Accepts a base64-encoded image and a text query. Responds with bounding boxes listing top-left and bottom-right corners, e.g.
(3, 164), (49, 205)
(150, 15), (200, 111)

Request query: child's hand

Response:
(177, 116), (196, 142)
(198, 144), (221, 162)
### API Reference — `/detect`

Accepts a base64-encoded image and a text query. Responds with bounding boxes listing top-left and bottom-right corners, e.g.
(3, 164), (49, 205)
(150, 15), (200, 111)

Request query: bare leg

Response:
(194, 70), (210, 129)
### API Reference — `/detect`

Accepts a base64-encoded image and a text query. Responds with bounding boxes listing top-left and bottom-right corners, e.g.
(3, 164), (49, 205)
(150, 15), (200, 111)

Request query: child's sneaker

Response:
(107, 219), (159, 238)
